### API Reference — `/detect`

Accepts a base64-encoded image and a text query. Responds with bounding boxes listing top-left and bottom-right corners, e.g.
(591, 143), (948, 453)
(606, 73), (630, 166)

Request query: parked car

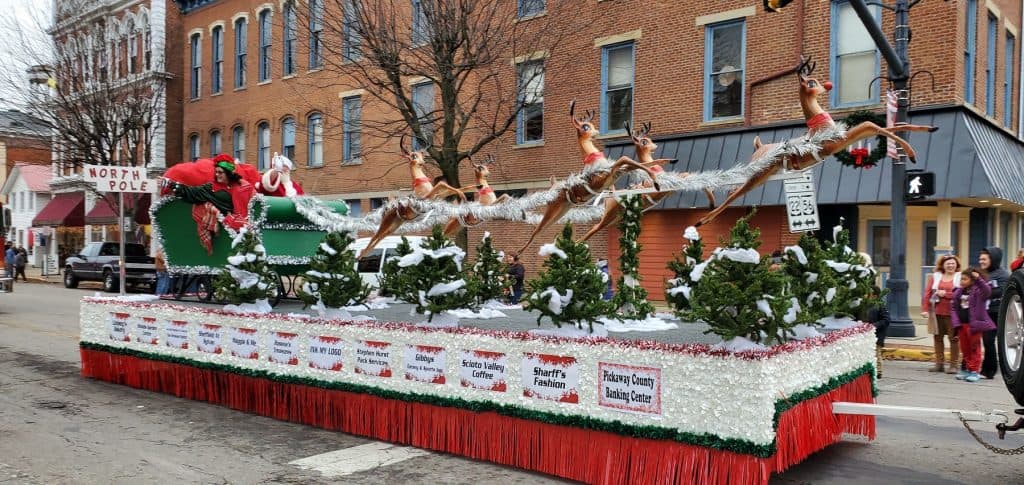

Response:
(351, 236), (425, 289)
(64, 242), (156, 292)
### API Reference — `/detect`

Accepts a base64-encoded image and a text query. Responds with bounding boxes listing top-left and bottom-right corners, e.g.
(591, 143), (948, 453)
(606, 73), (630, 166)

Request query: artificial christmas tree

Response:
(820, 223), (880, 324)
(468, 232), (511, 305)
(687, 211), (798, 345)
(296, 230), (370, 318)
(378, 236), (414, 297)
(214, 228), (278, 313)
(665, 225), (705, 319)
(525, 224), (611, 333)
(781, 232), (836, 325)
(394, 225), (477, 325)
(611, 195), (654, 321)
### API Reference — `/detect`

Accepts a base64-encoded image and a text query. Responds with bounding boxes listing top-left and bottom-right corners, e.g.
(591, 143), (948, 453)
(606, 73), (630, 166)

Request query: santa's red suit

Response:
(255, 153), (305, 197)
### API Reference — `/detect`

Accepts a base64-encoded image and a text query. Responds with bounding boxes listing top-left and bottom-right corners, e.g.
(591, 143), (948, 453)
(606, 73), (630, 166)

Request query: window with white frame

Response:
(831, 2), (879, 106)
(210, 130), (222, 156)
(212, 26), (223, 94)
(259, 9), (272, 82)
(308, 113), (323, 167)
(235, 17), (247, 88)
(518, 0), (544, 18)
(411, 0), (428, 46)
(189, 134), (200, 160)
(283, 1), (297, 76)
(1005, 32), (1015, 128)
(601, 42), (634, 132)
(965, 0), (977, 104)
(411, 83), (433, 150)
(282, 117), (296, 160)
(704, 21), (745, 120)
(987, 13), (997, 116)
(517, 60), (544, 144)
(144, 29), (151, 70)
(190, 33), (201, 98)
(258, 122), (270, 169)
(343, 0), (361, 61)
(232, 125), (246, 161)
(128, 21), (138, 73)
(343, 96), (361, 163)
(309, 0), (323, 69)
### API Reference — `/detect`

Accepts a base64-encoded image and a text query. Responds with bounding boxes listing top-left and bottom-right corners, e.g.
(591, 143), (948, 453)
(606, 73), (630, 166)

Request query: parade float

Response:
(79, 54), (938, 484)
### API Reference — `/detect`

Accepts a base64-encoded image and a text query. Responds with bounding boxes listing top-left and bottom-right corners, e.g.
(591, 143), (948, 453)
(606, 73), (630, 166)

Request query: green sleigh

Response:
(151, 194), (349, 304)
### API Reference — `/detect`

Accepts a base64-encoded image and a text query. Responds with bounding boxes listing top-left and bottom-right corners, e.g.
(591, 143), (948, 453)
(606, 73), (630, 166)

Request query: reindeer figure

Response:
(357, 137), (467, 257)
(442, 155), (511, 237)
(517, 101), (661, 254)
(695, 56), (938, 226)
(579, 121), (715, 242)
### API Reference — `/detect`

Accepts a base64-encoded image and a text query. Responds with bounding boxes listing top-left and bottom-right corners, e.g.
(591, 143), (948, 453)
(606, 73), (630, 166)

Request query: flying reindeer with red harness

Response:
(516, 100), (663, 254)
(357, 136), (467, 258)
(695, 56), (938, 226)
(442, 155), (511, 237)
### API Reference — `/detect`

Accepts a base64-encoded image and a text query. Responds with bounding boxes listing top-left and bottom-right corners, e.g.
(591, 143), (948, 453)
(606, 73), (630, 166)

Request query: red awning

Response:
(85, 193), (152, 225)
(32, 192), (85, 227)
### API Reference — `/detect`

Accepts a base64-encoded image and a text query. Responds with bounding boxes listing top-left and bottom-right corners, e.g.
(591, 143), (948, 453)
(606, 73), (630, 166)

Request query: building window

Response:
(232, 125), (245, 161)
(343, 96), (361, 163)
(210, 130), (222, 156)
(309, 0), (323, 69)
(601, 42), (634, 133)
(704, 21), (745, 121)
(212, 26), (223, 94)
(190, 33), (201, 99)
(234, 18), (247, 88)
(868, 221), (891, 267)
(411, 0), (427, 46)
(128, 22), (138, 74)
(370, 197), (386, 210)
(308, 113), (323, 167)
(518, 0), (544, 18)
(517, 60), (544, 144)
(259, 9), (272, 82)
(986, 13), (997, 116)
(965, 0), (977, 104)
(144, 30), (151, 70)
(411, 83), (433, 150)
(343, 0), (361, 61)
(283, 1), (297, 76)
(281, 117), (296, 160)
(345, 199), (362, 216)
(189, 134), (200, 161)
(1006, 33), (1015, 128)
(258, 122), (270, 169)
(830, 1), (879, 106)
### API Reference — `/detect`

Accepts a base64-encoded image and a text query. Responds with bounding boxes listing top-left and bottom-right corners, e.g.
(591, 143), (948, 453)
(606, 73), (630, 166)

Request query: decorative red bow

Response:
(849, 147), (870, 167)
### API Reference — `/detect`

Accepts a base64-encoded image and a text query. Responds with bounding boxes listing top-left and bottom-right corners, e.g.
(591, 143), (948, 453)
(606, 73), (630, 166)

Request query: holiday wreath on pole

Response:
(833, 110), (888, 169)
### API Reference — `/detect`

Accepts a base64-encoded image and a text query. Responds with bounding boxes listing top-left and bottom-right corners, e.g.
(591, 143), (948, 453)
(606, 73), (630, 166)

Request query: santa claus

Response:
(255, 153), (305, 197)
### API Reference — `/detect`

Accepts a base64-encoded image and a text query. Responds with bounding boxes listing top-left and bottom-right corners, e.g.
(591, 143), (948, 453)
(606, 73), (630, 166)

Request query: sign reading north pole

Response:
(783, 169), (820, 233)
(597, 362), (662, 415)
(404, 345), (446, 384)
(82, 164), (153, 193)
(522, 353), (579, 403)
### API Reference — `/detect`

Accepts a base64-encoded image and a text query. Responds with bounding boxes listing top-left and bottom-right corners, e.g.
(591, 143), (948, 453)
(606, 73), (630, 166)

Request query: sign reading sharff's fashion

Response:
(82, 164), (153, 193)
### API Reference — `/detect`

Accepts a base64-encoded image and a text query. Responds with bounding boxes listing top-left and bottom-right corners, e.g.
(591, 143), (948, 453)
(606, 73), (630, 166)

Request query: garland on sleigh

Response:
(832, 110), (887, 169)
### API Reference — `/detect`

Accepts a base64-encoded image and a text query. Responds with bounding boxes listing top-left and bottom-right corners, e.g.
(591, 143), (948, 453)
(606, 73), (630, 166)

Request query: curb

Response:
(882, 347), (947, 362)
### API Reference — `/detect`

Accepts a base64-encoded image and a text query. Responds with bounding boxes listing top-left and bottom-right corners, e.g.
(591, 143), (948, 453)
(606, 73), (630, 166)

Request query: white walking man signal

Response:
(908, 176), (922, 194)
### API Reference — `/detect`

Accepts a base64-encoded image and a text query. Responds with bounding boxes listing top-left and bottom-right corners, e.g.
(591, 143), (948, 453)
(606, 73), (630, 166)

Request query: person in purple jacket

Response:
(951, 267), (997, 382)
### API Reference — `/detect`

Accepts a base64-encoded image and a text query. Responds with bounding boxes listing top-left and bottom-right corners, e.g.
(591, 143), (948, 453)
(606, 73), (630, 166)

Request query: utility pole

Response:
(849, 0), (919, 337)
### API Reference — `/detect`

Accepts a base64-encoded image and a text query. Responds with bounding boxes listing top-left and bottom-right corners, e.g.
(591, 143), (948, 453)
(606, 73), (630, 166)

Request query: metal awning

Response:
(604, 106), (1023, 208)
(32, 192), (85, 227)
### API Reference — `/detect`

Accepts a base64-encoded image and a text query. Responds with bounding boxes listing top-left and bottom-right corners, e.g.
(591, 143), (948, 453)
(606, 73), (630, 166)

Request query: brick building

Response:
(174, 0), (1024, 302)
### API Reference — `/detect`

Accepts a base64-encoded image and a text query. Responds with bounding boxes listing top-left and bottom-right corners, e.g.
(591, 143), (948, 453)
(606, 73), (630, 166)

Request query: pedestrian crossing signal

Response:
(905, 171), (935, 201)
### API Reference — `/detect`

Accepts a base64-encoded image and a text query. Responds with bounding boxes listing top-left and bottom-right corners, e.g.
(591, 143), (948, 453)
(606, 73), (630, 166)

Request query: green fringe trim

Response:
(81, 341), (875, 458)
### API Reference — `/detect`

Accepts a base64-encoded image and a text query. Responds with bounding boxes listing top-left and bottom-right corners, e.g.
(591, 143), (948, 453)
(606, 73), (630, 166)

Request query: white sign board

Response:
(783, 169), (820, 233)
(83, 164), (153, 193)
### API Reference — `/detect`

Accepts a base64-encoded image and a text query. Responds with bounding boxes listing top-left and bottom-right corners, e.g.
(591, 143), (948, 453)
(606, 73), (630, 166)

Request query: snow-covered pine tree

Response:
(687, 211), (798, 344)
(469, 231), (511, 305)
(524, 224), (611, 332)
(781, 232), (835, 325)
(296, 231), (370, 311)
(611, 195), (654, 320)
(378, 236), (414, 297)
(394, 225), (477, 322)
(214, 229), (278, 310)
(665, 225), (704, 318)
(821, 224), (880, 320)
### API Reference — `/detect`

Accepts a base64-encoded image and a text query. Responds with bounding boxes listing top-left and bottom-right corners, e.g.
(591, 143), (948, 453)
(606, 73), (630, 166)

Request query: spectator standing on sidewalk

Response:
(950, 268), (995, 382)
(14, 247), (27, 282)
(154, 248), (170, 296)
(1010, 248), (1024, 271)
(506, 253), (525, 305)
(922, 255), (961, 373)
(979, 247), (1008, 379)
(4, 242), (15, 280)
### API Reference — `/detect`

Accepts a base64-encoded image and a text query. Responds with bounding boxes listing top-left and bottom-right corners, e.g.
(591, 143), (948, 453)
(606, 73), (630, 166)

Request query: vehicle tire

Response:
(63, 267), (79, 288)
(997, 273), (1024, 406)
(102, 269), (119, 293)
(196, 276), (214, 302)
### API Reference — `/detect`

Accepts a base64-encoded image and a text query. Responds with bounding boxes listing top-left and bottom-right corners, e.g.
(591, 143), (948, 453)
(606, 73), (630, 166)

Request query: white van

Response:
(351, 236), (426, 289)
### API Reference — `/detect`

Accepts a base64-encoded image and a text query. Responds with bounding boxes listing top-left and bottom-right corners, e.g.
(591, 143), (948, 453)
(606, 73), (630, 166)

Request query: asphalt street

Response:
(1, 283), (1023, 484)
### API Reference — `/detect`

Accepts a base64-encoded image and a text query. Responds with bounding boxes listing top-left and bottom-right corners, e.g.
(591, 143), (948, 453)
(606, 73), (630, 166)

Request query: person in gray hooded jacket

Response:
(979, 246), (1009, 379)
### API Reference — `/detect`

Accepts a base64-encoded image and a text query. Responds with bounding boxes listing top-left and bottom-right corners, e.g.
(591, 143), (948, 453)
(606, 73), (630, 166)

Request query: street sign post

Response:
(82, 164), (154, 295)
(783, 169), (820, 233)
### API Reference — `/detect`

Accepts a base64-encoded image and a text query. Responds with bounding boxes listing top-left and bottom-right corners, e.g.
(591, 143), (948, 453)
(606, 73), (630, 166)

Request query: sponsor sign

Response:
(308, 336), (345, 371)
(404, 345), (446, 384)
(459, 349), (508, 392)
(196, 324), (223, 354)
(597, 362), (662, 415)
(165, 320), (190, 349)
(268, 332), (299, 365)
(108, 312), (130, 342)
(521, 353), (579, 403)
(135, 316), (159, 345)
(354, 340), (392, 377)
(229, 327), (259, 359)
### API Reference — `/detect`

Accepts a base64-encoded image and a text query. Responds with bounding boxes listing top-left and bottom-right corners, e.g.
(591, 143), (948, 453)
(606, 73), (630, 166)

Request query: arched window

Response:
(282, 1), (296, 75)
(258, 9), (272, 81)
(309, 0), (323, 68)
(210, 130), (222, 156)
(189, 32), (201, 98)
(281, 117), (296, 159)
(211, 26), (223, 93)
(232, 125), (245, 161)
(188, 134), (200, 161)
(127, 20), (138, 74)
(234, 17), (247, 88)
(257, 122), (270, 169)
(307, 113), (323, 167)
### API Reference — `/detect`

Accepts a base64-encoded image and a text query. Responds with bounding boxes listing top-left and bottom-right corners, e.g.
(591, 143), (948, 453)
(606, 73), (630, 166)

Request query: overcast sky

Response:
(0, 0), (52, 110)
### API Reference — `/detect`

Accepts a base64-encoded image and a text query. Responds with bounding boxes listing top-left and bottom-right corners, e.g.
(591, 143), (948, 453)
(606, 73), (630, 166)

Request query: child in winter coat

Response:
(950, 267), (996, 382)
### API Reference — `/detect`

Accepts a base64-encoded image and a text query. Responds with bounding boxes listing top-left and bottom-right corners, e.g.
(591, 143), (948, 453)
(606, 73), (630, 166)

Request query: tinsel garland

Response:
(611, 194), (654, 320)
(80, 340), (873, 458)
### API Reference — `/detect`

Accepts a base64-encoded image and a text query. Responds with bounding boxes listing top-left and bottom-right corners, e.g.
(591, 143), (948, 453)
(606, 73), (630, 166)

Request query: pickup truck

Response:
(63, 242), (157, 292)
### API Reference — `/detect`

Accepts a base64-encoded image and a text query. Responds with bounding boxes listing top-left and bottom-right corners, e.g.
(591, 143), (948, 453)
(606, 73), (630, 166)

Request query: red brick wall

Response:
(4, 140), (50, 174)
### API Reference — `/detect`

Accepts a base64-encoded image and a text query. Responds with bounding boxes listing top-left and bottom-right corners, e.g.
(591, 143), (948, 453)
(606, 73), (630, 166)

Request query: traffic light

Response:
(905, 170), (935, 201)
